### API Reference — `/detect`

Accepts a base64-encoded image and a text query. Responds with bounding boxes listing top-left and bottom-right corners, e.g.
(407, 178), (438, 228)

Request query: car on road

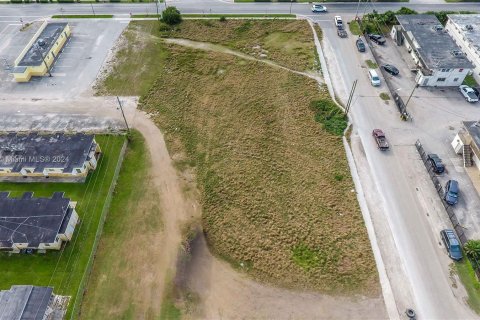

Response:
(356, 38), (366, 52)
(444, 179), (459, 205)
(427, 153), (445, 174)
(311, 4), (327, 12)
(382, 64), (399, 76)
(368, 69), (380, 86)
(372, 129), (389, 150)
(440, 229), (463, 261)
(334, 16), (343, 29)
(337, 28), (347, 38)
(460, 85), (479, 103)
(368, 34), (386, 45)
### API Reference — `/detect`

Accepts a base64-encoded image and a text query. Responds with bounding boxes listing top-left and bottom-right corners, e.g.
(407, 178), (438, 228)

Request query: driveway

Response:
(315, 14), (479, 319)
(0, 19), (127, 99)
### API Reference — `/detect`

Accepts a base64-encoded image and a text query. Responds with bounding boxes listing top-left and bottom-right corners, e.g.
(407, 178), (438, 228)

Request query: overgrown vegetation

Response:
(380, 93), (390, 101)
(80, 131), (165, 319)
(310, 99), (348, 136)
(366, 59), (378, 69)
(463, 75), (479, 88)
(0, 135), (125, 319)
(162, 6), (182, 25)
(157, 19), (317, 72)
(348, 20), (362, 35)
(455, 260), (480, 314)
(98, 21), (378, 295)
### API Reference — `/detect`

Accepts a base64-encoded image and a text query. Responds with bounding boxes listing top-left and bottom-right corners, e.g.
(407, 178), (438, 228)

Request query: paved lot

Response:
(0, 19), (127, 99)
(316, 14), (479, 319)
(373, 36), (480, 240)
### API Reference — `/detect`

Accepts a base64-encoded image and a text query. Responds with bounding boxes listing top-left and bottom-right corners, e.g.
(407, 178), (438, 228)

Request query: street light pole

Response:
(290, 0), (293, 15)
(405, 84), (419, 109)
(116, 96), (130, 133)
(90, 3), (96, 17)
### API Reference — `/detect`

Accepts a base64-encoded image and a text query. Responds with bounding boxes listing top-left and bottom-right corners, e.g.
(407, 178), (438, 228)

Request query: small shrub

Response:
(310, 99), (347, 136)
(292, 244), (319, 271)
(162, 6), (182, 25)
(158, 22), (171, 32)
(219, 16), (226, 22)
(379, 92), (390, 101)
(334, 174), (344, 181)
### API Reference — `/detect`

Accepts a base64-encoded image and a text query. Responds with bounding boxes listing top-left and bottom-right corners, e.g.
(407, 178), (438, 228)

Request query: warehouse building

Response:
(12, 22), (71, 82)
(0, 192), (79, 252)
(0, 132), (101, 182)
(0, 285), (68, 320)
(393, 15), (473, 87)
(445, 14), (480, 85)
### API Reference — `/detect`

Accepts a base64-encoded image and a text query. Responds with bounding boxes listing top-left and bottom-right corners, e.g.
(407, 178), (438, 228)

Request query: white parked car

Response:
(311, 4), (327, 12)
(459, 85), (479, 103)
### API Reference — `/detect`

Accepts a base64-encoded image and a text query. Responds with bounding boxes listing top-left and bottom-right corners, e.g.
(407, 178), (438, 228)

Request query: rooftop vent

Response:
(433, 25), (443, 31)
(37, 39), (46, 47)
(465, 24), (474, 31)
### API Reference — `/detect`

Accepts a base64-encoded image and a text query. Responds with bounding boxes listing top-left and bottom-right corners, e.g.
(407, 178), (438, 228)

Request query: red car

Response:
(372, 129), (389, 150)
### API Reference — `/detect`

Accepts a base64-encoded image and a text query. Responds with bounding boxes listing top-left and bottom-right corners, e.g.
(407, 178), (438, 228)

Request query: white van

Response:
(368, 69), (381, 86)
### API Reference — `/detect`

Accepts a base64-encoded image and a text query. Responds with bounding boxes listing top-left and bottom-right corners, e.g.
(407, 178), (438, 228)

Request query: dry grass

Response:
(101, 21), (378, 295)
(160, 19), (316, 72)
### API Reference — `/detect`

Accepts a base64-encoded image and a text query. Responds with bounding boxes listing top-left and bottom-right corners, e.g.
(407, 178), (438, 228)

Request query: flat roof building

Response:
(0, 285), (68, 320)
(394, 14), (473, 87)
(445, 15), (480, 85)
(12, 22), (71, 82)
(0, 192), (79, 252)
(0, 132), (101, 183)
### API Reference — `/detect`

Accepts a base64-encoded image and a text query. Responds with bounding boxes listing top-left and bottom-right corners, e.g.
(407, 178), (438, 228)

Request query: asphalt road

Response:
(0, 1), (478, 21)
(316, 14), (479, 319)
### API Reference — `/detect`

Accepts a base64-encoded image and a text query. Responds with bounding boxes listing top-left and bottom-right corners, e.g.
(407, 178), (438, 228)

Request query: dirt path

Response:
(131, 110), (201, 312)
(181, 233), (386, 320)
(163, 38), (324, 84)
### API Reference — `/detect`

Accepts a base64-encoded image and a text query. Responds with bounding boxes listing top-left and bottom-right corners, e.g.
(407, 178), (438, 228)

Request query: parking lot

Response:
(0, 19), (127, 99)
(370, 34), (480, 240)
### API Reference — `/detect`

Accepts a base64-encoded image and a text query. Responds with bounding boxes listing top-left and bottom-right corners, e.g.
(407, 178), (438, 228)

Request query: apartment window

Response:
(459, 68), (464, 72)
(454, 78), (459, 82)
(437, 78), (446, 82)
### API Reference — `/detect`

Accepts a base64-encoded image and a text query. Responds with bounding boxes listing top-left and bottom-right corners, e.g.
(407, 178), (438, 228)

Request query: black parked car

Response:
(368, 34), (386, 45)
(444, 179), (459, 205)
(382, 64), (399, 76)
(356, 38), (366, 52)
(427, 153), (445, 174)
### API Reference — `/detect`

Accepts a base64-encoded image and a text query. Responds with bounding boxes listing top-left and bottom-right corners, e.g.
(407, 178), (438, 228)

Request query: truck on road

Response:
(372, 129), (389, 150)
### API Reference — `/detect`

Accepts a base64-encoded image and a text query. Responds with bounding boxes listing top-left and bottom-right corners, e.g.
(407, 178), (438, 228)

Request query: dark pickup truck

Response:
(372, 129), (389, 150)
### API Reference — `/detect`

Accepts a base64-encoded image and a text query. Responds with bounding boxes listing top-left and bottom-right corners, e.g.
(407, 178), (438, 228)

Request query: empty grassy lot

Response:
(79, 131), (164, 319)
(0, 135), (125, 318)
(159, 19), (317, 72)
(98, 21), (378, 295)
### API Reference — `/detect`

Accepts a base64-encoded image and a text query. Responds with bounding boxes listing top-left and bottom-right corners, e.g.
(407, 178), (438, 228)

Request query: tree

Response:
(464, 240), (480, 263)
(162, 6), (182, 25)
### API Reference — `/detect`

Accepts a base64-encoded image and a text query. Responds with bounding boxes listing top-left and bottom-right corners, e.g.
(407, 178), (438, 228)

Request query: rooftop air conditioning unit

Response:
(433, 25), (443, 31)
(465, 24), (474, 31)
(37, 39), (46, 47)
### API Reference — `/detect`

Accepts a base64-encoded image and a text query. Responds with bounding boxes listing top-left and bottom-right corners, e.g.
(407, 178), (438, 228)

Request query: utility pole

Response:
(90, 3), (96, 16)
(345, 80), (358, 115)
(405, 83), (419, 109)
(290, 0), (293, 15)
(155, 0), (160, 21)
(35, 44), (51, 77)
(354, 0), (362, 20)
(116, 96), (130, 133)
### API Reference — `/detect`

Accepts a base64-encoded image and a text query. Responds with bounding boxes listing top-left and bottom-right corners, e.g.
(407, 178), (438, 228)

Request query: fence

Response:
(415, 139), (468, 244)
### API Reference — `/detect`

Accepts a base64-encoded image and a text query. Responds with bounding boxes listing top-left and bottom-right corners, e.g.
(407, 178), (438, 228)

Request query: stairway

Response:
(463, 144), (473, 167)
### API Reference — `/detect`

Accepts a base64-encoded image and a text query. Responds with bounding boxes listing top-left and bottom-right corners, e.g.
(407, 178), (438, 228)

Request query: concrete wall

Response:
(446, 19), (480, 85)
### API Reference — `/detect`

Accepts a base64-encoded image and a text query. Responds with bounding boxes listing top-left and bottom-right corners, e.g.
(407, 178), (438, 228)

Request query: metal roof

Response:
(0, 285), (53, 320)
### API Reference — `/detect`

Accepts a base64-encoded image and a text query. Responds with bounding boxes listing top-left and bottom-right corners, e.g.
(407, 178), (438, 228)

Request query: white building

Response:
(394, 15), (473, 87)
(445, 15), (480, 85)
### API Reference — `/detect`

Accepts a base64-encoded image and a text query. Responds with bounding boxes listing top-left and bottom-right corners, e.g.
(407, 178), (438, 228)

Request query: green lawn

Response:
(366, 59), (378, 69)
(349, 20), (362, 36)
(0, 135), (126, 319)
(455, 259), (480, 314)
(463, 74), (479, 88)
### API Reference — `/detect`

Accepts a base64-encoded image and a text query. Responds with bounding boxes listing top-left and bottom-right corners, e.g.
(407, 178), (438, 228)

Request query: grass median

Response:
(0, 135), (126, 318)
(97, 20), (378, 295)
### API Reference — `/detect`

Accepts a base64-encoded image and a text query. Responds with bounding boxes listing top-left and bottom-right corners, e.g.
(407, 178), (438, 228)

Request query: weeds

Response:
(310, 99), (348, 136)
